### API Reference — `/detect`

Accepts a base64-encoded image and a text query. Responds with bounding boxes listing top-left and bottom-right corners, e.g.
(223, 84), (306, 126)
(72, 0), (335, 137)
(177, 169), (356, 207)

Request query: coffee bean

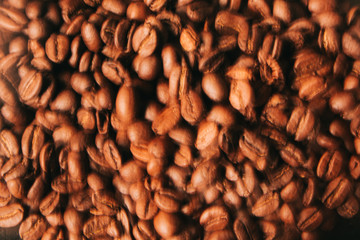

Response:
(322, 175), (352, 209)
(81, 21), (102, 53)
(0, 155), (29, 182)
(297, 207), (323, 232)
(0, 7), (28, 32)
(132, 23), (158, 57)
(153, 211), (181, 238)
(337, 195), (359, 218)
(200, 205), (229, 232)
(45, 34), (69, 63)
(19, 214), (47, 240)
(251, 191), (280, 217)
(83, 215), (112, 239)
(317, 150), (343, 181)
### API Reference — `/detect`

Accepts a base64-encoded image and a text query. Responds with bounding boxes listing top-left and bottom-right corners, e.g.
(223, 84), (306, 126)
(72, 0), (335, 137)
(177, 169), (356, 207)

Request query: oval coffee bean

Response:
(200, 205), (229, 232)
(0, 203), (24, 228)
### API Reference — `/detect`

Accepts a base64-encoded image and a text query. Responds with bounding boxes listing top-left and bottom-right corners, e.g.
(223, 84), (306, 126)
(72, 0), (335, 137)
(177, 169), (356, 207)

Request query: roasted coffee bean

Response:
(297, 207), (323, 232)
(233, 215), (259, 240)
(0, 129), (20, 158)
(132, 23), (158, 57)
(0, 180), (11, 207)
(251, 191), (280, 217)
(317, 150), (343, 181)
(337, 195), (359, 218)
(200, 205), (229, 232)
(152, 103), (181, 135)
(154, 188), (182, 213)
(45, 34), (70, 63)
(21, 124), (45, 160)
(39, 191), (60, 216)
(71, 188), (93, 212)
(0, 203), (24, 228)
(81, 21), (102, 53)
(83, 215), (112, 239)
(0, 155), (29, 182)
(239, 130), (270, 171)
(102, 138), (122, 170)
(0, 7), (28, 32)
(215, 11), (248, 34)
(19, 214), (47, 240)
(322, 175), (352, 209)
(153, 211), (181, 238)
(349, 155), (360, 180)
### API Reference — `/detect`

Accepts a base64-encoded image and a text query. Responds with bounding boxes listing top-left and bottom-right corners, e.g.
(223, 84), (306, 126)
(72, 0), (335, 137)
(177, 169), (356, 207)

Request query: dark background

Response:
(1, 0), (360, 239)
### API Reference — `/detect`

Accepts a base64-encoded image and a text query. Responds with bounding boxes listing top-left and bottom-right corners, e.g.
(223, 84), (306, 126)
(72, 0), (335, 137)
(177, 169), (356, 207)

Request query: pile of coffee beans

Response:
(0, 0), (360, 239)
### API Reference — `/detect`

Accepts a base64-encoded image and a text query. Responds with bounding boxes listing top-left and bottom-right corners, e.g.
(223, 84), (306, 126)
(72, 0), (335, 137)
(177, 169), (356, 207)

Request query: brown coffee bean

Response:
(92, 190), (119, 216)
(152, 103), (181, 135)
(322, 175), (352, 209)
(19, 214), (47, 240)
(153, 211), (181, 238)
(297, 207), (323, 232)
(317, 150), (343, 181)
(280, 180), (302, 203)
(229, 78), (256, 122)
(0, 6), (28, 32)
(50, 89), (78, 114)
(349, 155), (360, 180)
(0, 73), (19, 106)
(21, 124), (45, 160)
(67, 151), (86, 182)
(132, 24), (158, 57)
(0, 203), (23, 228)
(0, 155), (29, 182)
(7, 178), (25, 199)
(81, 21), (102, 53)
(103, 60), (131, 86)
(239, 130), (269, 171)
(115, 85), (136, 124)
(337, 195), (359, 218)
(318, 27), (340, 55)
(233, 214), (259, 240)
(234, 162), (257, 197)
(0, 180), (11, 207)
(195, 120), (219, 151)
(286, 106), (316, 141)
(215, 11), (248, 34)
(120, 161), (145, 183)
(279, 203), (296, 225)
(83, 215), (112, 239)
(39, 191), (60, 216)
(0, 129), (19, 158)
(45, 34), (69, 63)
(180, 25), (200, 52)
(191, 159), (219, 191)
(154, 188), (182, 213)
(251, 191), (280, 217)
(101, 0), (126, 15)
(173, 145), (193, 168)
(70, 188), (93, 212)
(132, 54), (160, 81)
(133, 220), (156, 240)
(102, 138), (122, 170)
(201, 73), (228, 102)
(200, 205), (229, 232)
(279, 142), (306, 168)
(136, 195), (158, 220)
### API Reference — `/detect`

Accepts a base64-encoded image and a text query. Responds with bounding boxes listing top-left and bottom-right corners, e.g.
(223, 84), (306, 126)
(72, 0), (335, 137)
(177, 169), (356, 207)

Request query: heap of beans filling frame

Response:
(1, 0), (360, 239)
